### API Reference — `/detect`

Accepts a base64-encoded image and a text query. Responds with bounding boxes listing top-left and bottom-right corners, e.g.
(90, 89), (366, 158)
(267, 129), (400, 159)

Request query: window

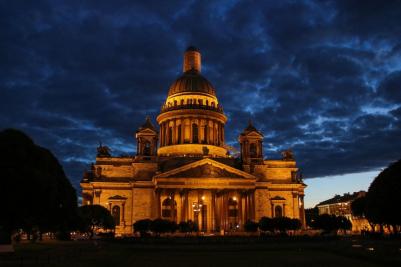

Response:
(181, 99), (184, 105)
(112, 205), (121, 226)
(203, 125), (208, 144)
(250, 143), (257, 158)
(168, 127), (173, 145)
(143, 141), (151, 156)
(228, 198), (238, 217)
(177, 125), (182, 144)
(192, 124), (199, 143)
(275, 205), (283, 218)
(162, 198), (177, 219)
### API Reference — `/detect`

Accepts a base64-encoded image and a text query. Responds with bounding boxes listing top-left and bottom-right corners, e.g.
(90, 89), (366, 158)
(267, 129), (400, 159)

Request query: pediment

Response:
(154, 158), (256, 179)
(244, 131), (263, 138)
(137, 128), (157, 135)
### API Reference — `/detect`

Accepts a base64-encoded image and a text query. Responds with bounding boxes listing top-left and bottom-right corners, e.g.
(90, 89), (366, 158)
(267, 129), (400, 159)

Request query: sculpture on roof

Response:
(97, 142), (111, 157)
(281, 149), (294, 161)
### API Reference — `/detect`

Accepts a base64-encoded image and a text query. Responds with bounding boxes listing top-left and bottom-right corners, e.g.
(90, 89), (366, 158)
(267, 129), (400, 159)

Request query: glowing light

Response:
(201, 196), (205, 200)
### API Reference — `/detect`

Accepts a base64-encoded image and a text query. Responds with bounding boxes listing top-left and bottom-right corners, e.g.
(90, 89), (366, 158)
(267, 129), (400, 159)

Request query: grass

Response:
(1, 236), (401, 267)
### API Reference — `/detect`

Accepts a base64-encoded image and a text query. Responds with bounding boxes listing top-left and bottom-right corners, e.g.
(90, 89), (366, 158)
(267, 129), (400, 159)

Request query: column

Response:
(211, 190), (216, 231)
(251, 191), (255, 220)
(122, 202), (126, 226)
(300, 194), (306, 228)
(238, 192), (243, 229)
(160, 122), (166, 146)
(171, 191), (176, 222)
(180, 191), (185, 222)
(156, 189), (161, 218)
(184, 189), (189, 221)
(221, 123), (225, 144)
(166, 120), (170, 145)
(173, 119), (176, 144)
(187, 117), (191, 143)
(244, 192), (248, 221)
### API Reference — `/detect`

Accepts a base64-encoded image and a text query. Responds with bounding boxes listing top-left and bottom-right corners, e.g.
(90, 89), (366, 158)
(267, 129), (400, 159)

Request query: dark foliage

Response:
(0, 129), (77, 242)
(311, 214), (352, 234)
(351, 196), (367, 218)
(150, 219), (177, 235)
(77, 205), (115, 238)
(244, 220), (259, 232)
(258, 217), (274, 233)
(305, 207), (319, 228)
(133, 219), (152, 237)
(258, 217), (301, 234)
(365, 159), (401, 230)
(178, 220), (197, 233)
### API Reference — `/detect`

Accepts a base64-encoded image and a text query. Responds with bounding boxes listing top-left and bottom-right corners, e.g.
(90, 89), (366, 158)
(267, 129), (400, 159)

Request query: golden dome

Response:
(167, 69), (216, 97)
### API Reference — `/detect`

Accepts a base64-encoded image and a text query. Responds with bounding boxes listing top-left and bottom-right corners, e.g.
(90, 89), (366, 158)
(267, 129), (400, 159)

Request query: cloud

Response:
(1, 0), (401, 190)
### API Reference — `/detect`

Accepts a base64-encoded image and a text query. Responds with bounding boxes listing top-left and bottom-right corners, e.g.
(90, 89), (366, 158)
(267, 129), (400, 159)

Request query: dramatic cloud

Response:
(1, 0), (401, 189)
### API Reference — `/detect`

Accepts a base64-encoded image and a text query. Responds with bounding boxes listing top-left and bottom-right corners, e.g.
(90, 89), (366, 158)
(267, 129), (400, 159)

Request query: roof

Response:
(317, 191), (366, 206)
(137, 116), (157, 132)
(186, 46), (200, 52)
(167, 69), (216, 97)
(240, 120), (263, 136)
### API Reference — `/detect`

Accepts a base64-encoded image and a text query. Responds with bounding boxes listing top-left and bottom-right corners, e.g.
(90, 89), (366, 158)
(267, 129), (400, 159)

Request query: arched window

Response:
(250, 143), (257, 158)
(112, 205), (121, 226)
(177, 125), (182, 144)
(168, 127), (173, 145)
(228, 198), (238, 217)
(181, 99), (184, 105)
(275, 205), (283, 218)
(211, 102), (215, 107)
(192, 124), (199, 143)
(143, 141), (151, 156)
(162, 198), (177, 219)
(203, 125), (208, 144)
(174, 100), (177, 106)
(206, 100), (209, 106)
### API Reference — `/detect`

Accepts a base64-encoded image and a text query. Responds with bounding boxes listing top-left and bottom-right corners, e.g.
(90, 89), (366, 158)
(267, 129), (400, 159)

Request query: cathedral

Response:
(81, 47), (306, 235)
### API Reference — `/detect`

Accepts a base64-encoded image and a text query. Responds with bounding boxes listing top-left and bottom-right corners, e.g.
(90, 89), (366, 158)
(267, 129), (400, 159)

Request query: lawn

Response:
(1, 237), (400, 267)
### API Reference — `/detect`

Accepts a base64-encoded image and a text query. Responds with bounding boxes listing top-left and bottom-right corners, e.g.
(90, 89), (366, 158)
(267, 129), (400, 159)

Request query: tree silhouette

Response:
(0, 129), (77, 243)
(365, 159), (401, 233)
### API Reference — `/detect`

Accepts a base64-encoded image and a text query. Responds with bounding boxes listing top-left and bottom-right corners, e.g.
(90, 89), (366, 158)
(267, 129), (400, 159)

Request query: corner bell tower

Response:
(135, 116), (158, 157)
(239, 121), (264, 165)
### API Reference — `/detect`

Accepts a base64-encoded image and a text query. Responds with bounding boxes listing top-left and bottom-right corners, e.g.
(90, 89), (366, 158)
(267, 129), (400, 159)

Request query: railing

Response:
(161, 103), (224, 113)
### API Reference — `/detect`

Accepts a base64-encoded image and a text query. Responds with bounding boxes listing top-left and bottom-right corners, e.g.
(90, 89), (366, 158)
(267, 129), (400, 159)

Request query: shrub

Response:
(133, 219), (152, 237)
(244, 220), (259, 232)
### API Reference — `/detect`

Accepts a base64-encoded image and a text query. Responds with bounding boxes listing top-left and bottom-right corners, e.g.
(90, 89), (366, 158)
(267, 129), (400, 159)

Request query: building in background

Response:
(316, 191), (369, 232)
(81, 47), (306, 235)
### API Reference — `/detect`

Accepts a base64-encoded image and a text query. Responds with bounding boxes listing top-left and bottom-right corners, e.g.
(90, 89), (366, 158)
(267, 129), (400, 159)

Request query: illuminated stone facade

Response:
(81, 47), (306, 235)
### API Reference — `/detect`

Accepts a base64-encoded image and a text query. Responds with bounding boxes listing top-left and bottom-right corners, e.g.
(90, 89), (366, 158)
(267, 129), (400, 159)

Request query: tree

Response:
(288, 218), (302, 232)
(336, 216), (352, 234)
(305, 207), (319, 228)
(311, 214), (339, 234)
(150, 219), (177, 236)
(258, 217), (274, 233)
(178, 220), (196, 234)
(365, 159), (401, 233)
(133, 219), (152, 237)
(78, 205), (115, 238)
(351, 196), (366, 218)
(244, 220), (259, 232)
(0, 129), (77, 243)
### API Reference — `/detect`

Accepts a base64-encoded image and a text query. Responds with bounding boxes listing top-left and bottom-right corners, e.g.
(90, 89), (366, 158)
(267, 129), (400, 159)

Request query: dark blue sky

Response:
(1, 0), (401, 191)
